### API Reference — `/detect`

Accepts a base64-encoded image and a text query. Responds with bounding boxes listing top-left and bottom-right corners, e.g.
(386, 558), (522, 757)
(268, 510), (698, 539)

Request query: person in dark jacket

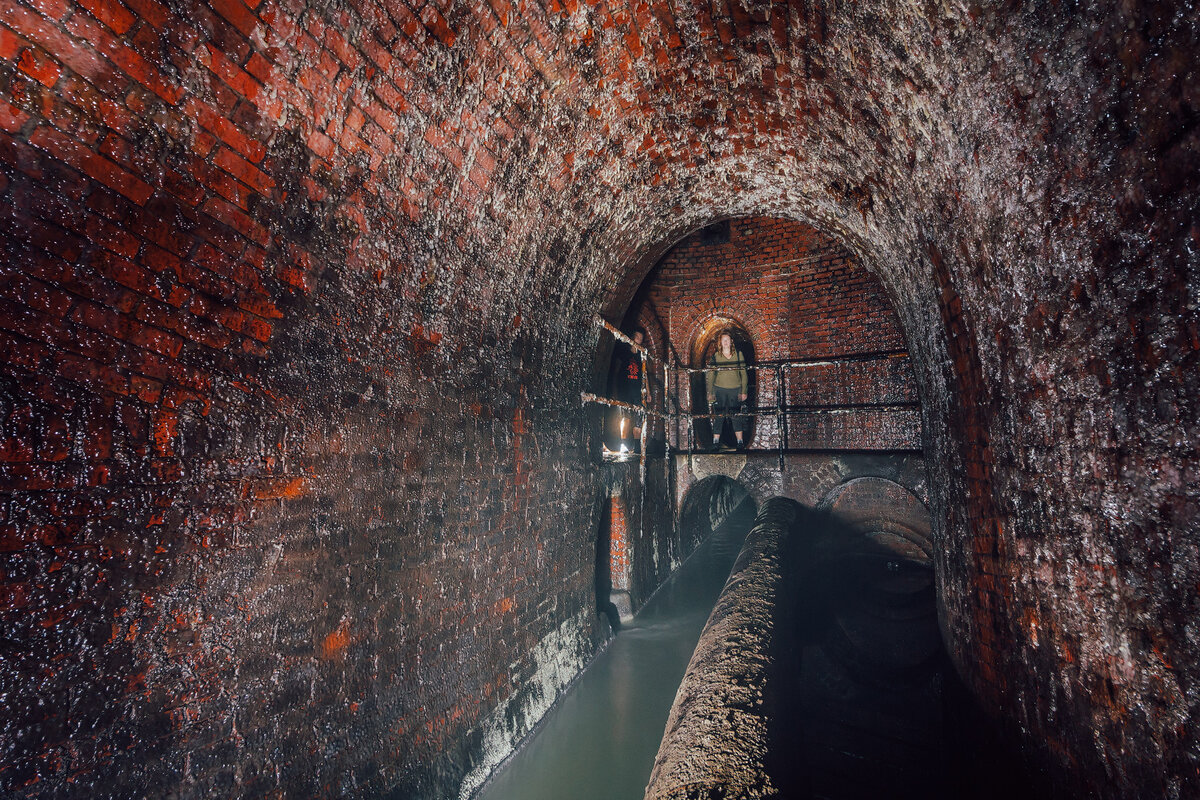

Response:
(613, 329), (645, 451)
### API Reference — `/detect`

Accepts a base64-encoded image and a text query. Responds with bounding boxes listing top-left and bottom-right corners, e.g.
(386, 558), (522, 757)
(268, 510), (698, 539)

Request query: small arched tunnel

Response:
(645, 490), (1040, 800)
(678, 475), (758, 549)
(0, 2), (1195, 800)
(791, 478), (951, 798)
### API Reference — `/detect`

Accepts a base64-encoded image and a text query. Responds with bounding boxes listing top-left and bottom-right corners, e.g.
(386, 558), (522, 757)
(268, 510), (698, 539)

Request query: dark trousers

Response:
(711, 386), (746, 439)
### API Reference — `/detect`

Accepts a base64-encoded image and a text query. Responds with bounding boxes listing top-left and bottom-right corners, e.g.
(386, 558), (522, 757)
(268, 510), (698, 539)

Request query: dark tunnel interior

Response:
(778, 503), (1046, 800)
(0, 1), (1196, 799)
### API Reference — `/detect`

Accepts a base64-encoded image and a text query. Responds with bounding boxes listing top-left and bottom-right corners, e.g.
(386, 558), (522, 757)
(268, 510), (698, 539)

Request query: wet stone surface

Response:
(0, 1), (1195, 798)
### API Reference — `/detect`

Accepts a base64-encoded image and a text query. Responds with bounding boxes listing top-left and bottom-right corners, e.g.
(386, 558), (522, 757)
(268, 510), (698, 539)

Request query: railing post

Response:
(664, 359), (670, 436)
(780, 363), (789, 455)
(685, 368), (694, 470)
(639, 346), (648, 472)
(775, 364), (785, 473)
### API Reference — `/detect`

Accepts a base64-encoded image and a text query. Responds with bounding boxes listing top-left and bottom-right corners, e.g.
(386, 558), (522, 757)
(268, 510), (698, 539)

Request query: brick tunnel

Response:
(0, 1), (1196, 799)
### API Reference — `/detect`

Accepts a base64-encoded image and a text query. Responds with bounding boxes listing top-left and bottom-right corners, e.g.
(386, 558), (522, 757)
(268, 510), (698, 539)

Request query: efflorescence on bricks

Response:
(0, 1), (1195, 799)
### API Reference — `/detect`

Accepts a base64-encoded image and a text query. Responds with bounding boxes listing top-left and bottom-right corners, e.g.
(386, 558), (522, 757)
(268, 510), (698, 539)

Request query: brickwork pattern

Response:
(0, 0), (1193, 798)
(648, 217), (920, 450)
(607, 492), (628, 590)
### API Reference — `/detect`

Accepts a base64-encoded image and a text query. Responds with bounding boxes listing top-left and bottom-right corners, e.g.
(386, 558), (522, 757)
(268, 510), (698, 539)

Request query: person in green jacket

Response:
(706, 332), (748, 450)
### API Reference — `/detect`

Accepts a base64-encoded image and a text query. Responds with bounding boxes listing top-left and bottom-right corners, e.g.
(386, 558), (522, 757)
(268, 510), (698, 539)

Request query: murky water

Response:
(473, 508), (751, 800)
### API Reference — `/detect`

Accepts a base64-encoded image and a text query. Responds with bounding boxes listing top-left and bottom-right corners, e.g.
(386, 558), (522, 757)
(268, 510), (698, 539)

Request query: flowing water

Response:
(473, 507), (752, 800)
(471, 494), (1044, 800)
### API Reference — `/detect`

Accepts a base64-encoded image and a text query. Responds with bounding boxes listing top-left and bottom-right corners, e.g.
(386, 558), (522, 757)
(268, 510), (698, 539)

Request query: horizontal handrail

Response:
(668, 349), (909, 374)
(595, 316), (661, 362)
(680, 403), (919, 420)
(579, 391), (669, 419)
(583, 395), (916, 420)
(587, 322), (918, 464)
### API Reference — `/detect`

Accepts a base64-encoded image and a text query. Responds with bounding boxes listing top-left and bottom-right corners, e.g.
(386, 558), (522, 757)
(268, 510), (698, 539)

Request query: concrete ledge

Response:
(644, 497), (807, 800)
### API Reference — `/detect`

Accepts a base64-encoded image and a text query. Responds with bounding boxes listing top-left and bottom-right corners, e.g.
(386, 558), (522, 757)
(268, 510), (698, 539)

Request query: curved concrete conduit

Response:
(644, 497), (810, 800)
(643, 491), (1048, 800)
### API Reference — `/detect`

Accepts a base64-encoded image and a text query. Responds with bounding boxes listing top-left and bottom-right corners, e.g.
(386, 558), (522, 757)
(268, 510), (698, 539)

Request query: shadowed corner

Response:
(595, 488), (623, 635)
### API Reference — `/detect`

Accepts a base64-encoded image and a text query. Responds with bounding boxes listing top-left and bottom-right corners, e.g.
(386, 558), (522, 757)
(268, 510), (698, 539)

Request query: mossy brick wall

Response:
(0, 0), (1195, 798)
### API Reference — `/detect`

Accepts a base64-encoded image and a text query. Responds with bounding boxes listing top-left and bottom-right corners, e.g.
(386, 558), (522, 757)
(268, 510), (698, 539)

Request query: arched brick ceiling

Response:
(0, 0), (1195, 797)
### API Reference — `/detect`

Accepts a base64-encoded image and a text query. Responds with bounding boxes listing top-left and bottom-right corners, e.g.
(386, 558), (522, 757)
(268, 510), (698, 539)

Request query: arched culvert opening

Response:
(678, 475), (757, 554)
(811, 477), (937, 682)
(688, 317), (758, 449)
(772, 477), (1046, 800)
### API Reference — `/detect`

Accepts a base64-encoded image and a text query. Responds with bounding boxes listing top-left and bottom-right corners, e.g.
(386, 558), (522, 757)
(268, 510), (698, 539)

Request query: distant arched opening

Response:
(688, 318), (758, 448)
(678, 475), (757, 552)
(813, 477), (937, 680)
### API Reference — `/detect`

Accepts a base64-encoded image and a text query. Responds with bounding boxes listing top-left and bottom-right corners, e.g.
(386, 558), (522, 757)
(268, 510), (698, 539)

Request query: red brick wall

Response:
(0, 1), (1194, 799)
(645, 217), (920, 451)
(608, 491), (628, 590)
(0, 2), (623, 797)
(654, 218), (906, 357)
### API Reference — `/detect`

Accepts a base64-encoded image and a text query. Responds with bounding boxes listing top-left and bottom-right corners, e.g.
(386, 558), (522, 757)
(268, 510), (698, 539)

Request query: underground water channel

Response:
(472, 485), (1045, 800)
(472, 489), (758, 800)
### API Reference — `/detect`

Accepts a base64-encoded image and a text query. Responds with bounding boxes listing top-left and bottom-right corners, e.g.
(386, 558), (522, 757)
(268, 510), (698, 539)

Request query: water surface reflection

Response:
(474, 506), (752, 800)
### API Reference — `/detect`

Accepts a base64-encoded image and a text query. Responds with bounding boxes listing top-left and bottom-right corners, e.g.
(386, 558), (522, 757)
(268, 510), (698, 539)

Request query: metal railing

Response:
(581, 316), (919, 472)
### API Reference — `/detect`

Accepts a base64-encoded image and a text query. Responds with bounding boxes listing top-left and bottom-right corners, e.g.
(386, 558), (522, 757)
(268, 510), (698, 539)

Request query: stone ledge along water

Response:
(472, 499), (756, 800)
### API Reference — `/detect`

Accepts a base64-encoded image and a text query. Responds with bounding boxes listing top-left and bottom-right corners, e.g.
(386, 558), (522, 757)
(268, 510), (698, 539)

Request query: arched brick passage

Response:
(687, 316), (759, 368)
(678, 474), (757, 554)
(818, 476), (932, 559)
(0, 1), (1194, 798)
(812, 478), (940, 678)
(687, 317), (758, 446)
(641, 215), (922, 452)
